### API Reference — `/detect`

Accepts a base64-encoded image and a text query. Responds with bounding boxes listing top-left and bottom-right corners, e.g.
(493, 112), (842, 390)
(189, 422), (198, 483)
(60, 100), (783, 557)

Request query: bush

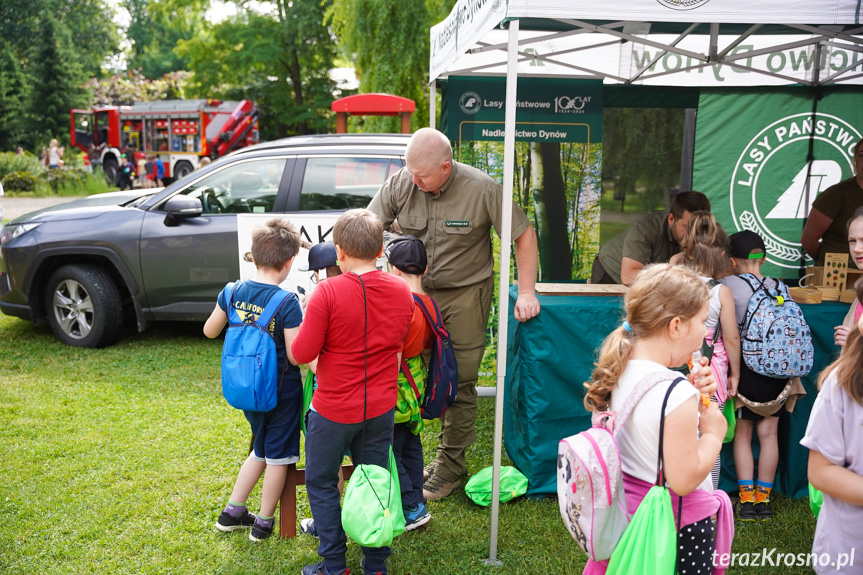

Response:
(2, 170), (39, 192)
(0, 151), (44, 181)
(45, 167), (86, 191)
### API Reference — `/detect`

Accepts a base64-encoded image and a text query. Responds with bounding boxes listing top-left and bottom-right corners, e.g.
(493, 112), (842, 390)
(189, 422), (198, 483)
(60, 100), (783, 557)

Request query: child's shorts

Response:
(736, 362), (787, 422)
(244, 383), (301, 465)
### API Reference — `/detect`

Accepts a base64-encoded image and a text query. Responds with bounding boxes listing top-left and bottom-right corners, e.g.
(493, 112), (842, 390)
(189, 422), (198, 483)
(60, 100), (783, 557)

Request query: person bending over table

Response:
(591, 191), (711, 285)
(801, 137), (863, 265)
(367, 127), (541, 502)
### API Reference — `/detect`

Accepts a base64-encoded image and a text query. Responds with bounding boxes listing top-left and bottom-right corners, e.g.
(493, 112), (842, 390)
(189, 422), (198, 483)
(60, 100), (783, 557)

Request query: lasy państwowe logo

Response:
(729, 113), (861, 269)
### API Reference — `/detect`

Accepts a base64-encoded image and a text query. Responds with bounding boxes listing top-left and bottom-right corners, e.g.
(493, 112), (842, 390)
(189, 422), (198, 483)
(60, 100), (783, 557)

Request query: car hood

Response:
(8, 189), (162, 224)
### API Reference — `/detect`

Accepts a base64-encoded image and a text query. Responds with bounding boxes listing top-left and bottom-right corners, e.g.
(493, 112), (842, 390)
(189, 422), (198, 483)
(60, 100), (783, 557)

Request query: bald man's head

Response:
(405, 128), (453, 194)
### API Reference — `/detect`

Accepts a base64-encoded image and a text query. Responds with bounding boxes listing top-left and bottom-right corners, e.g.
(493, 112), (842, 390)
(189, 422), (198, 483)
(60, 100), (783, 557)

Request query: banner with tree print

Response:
(443, 77), (603, 280)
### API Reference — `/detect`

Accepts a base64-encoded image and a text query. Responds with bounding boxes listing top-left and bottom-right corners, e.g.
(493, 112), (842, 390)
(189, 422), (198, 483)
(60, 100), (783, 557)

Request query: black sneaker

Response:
(216, 508), (257, 532)
(249, 519), (274, 542)
(737, 500), (758, 521)
(301, 561), (350, 575)
(755, 500), (773, 521)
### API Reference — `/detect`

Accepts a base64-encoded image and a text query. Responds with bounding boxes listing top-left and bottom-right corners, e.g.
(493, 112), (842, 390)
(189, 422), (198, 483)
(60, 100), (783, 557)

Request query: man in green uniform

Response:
(591, 191), (711, 285)
(368, 128), (541, 501)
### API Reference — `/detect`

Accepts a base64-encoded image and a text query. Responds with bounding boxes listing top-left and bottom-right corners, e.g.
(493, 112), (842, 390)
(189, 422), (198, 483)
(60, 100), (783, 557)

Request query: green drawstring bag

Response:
(464, 466), (528, 507)
(809, 482), (823, 518)
(606, 486), (677, 575)
(301, 370), (315, 434)
(607, 378), (682, 575)
(722, 398), (736, 443)
(341, 446), (405, 548)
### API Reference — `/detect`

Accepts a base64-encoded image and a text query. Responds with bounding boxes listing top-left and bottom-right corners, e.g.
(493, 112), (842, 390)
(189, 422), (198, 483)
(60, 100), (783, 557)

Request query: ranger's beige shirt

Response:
(368, 161), (530, 290)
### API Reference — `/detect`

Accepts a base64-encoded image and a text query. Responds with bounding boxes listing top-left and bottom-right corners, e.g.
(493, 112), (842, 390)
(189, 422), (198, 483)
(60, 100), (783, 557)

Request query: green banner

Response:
(445, 77), (603, 144)
(693, 89), (863, 278)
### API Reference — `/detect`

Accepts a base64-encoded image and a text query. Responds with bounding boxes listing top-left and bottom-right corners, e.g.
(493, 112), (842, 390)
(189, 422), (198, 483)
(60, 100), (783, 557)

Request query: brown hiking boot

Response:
(423, 463), (436, 482)
(423, 472), (461, 501)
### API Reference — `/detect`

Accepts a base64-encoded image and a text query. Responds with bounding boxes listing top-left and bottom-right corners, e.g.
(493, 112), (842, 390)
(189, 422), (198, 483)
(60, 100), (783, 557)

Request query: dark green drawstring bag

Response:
(464, 466), (528, 507)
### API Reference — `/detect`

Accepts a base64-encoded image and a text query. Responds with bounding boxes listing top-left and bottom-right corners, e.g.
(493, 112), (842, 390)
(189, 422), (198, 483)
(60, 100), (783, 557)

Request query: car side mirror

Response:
(164, 196), (202, 226)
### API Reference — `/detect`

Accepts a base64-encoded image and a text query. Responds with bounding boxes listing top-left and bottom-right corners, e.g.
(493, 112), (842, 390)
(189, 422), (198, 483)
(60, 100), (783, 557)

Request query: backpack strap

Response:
(225, 281), (242, 324)
(255, 289), (291, 330)
(655, 377), (686, 486)
(401, 358), (421, 400)
(413, 293), (443, 330)
(596, 371), (681, 433)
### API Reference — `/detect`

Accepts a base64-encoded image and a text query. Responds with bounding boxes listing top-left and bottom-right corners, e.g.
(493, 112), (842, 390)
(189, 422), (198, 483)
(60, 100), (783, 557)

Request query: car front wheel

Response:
(45, 265), (124, 348)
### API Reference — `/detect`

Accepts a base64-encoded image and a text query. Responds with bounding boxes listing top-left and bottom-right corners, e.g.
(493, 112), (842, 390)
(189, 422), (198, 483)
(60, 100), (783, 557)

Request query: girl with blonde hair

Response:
(675, 211), (741, 489)
(583, 264), (733, 575)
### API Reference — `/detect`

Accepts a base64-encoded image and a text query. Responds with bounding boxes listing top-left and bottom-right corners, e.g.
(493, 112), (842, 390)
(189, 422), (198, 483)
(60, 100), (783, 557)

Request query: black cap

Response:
(385, 235), (427, 274)
(300, 241), (337, 271)
(728, 230), (766, 259)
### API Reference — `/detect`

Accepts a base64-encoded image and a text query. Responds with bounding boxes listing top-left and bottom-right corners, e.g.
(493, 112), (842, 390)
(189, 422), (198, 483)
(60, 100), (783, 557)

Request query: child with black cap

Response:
(384, 235), (438, 531)
(720, 230), (788, 522)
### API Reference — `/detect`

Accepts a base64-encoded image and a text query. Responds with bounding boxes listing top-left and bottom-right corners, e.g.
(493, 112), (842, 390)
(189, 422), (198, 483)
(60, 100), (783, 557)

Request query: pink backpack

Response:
(556, 372), (683, 561)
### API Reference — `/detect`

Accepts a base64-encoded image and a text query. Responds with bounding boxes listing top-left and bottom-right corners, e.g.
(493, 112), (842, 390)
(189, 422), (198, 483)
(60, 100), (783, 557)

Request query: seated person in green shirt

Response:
(591, 191), (711, 285)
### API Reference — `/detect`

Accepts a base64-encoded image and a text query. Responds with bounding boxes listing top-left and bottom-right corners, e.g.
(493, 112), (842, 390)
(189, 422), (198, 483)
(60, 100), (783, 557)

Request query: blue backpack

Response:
(221, 282), (290, 412)
(738, 273), (814, 378)
(403, 294), (458, 420)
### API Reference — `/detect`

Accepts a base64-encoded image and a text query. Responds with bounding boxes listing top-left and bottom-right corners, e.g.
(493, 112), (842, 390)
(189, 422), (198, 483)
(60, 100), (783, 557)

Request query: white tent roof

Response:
(430, 1), (863, 86)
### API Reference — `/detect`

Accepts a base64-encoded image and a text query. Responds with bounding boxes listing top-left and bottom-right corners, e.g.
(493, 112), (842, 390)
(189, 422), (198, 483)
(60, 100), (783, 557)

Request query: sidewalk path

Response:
(2, 197), (80, 222)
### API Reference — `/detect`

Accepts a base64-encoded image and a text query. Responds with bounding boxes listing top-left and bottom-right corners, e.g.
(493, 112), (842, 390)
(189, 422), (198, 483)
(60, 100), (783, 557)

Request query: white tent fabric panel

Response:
(440, 29), (863, 86)
(504, 0), (861, 24)
(430, 0), (863, 84)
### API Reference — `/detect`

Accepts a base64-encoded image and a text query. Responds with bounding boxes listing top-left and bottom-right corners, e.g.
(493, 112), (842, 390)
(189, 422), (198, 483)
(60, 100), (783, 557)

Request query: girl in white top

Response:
(801, 282), (863, 574)
(674, 212), (741, 490)
(583, 264), (729, 575)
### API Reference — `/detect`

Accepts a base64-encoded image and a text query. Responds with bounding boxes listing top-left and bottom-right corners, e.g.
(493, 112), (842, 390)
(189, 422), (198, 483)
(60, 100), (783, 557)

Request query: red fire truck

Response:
(70, 99), (259, 185)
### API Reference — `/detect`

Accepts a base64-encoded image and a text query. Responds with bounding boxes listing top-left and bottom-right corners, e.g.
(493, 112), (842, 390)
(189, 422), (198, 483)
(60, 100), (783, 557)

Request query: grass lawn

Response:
(0, 313), (819, 574)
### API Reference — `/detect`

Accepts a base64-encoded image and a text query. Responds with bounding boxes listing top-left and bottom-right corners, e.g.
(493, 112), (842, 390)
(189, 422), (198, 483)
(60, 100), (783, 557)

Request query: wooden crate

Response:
(536, 283), (628, 296)
(789, 287), (822, 304)
(840, 289), (857, 304)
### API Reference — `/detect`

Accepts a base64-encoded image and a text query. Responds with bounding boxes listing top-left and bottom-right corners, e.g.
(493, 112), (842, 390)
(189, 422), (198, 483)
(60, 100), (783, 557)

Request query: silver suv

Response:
(0, 134), (409, 347)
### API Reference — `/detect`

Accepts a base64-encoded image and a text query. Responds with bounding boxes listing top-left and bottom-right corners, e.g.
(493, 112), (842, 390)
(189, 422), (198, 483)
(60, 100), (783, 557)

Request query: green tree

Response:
(0, 41), (28, 151)
(0, 0), (119, 76)
(326, 0), (452, 132)
(29, 16), (89, 146)
(179, 2), (338, 138)
(125, 0), (206, 78)
(601, 107), (685, 211)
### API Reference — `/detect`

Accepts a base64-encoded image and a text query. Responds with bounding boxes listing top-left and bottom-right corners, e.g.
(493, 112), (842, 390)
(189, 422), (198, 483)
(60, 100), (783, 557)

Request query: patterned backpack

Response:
(738, 273), (814, 378)
(557, 373), (685, 561)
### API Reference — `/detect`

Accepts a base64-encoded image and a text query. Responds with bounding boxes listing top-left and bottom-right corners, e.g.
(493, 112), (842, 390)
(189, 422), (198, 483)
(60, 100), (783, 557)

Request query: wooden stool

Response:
(279, 463), (354, 538)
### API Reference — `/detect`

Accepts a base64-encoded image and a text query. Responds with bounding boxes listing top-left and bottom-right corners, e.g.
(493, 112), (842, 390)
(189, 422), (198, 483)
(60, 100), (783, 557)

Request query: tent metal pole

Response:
(429, 79), (437, 129)
(485, 16), (519, 568)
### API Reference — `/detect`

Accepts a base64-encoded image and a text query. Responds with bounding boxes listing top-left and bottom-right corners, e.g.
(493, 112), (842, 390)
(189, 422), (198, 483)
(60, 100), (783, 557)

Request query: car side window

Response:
(299, 157), (399, 211)
(168, 158), (287, 214)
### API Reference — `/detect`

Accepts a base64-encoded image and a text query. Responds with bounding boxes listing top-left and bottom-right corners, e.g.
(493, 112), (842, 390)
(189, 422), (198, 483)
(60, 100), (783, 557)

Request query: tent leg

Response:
(487, 17), (520, 567)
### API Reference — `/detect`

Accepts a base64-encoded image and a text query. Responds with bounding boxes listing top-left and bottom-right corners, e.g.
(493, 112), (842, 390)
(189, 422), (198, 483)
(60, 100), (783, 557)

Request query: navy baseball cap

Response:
(300, 241), (337, 271)
(385, 235), (427, 274)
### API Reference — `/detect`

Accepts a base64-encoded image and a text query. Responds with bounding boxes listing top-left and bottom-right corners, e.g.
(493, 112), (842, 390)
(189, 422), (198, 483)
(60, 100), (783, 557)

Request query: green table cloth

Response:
(503, 285), (847, 497)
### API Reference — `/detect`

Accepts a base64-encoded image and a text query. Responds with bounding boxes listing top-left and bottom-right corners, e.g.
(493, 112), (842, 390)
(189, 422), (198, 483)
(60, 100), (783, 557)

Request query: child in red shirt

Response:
(290, 209), (413, 575)
(384, 235), (437, 532)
